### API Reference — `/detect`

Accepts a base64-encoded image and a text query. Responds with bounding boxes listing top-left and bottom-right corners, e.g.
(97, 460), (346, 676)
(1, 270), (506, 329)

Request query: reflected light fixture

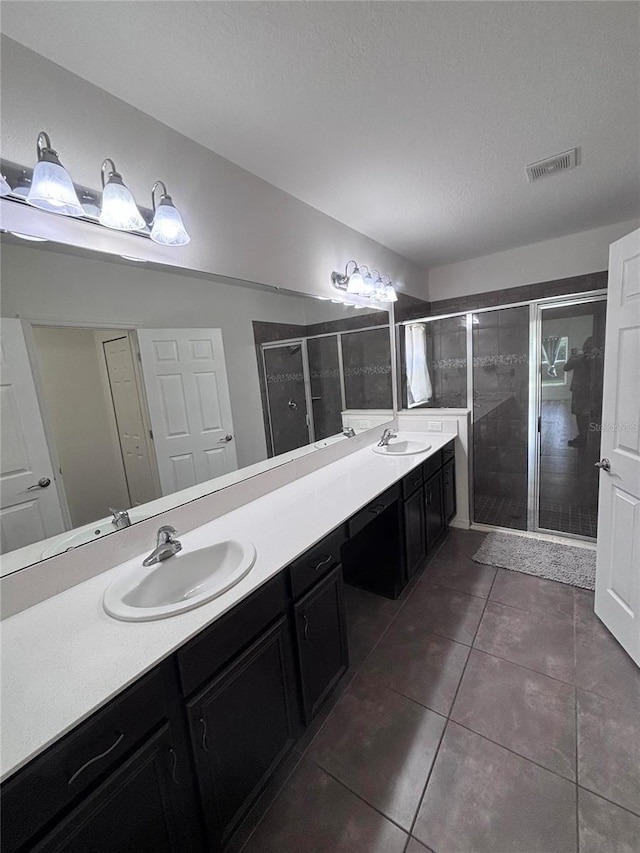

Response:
(26, 131), (84, 216)
(11, 170), (32, 198)
(0, 173), (11, 196)
(331, 260), (397, 303)
(99, 158), (145, 231)
(150, 181), (190, 246)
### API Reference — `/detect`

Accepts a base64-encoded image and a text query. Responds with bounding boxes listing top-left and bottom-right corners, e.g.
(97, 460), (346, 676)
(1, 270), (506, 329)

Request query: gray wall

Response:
(0, 36), (427, 301)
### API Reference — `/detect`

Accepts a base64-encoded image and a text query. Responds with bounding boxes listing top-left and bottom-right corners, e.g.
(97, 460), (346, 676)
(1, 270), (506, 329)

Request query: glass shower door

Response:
(537, 299), (606, 537)
(262, 342), (312, 456)
(307, 336), (344, 441)
(472, 306), (530, 529)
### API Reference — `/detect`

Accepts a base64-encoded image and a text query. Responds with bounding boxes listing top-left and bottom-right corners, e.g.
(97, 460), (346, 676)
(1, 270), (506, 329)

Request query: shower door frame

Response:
(528, 293), (608, 540)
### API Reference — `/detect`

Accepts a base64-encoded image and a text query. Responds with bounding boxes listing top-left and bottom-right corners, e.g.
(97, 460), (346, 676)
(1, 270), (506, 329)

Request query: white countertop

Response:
(0, 432), (452, 782)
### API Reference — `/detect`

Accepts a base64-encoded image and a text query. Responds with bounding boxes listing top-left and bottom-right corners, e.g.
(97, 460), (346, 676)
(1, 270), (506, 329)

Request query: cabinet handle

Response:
(310, 554), (332, 572)
(444, 472), (449, 485)
(168, 747), (180, 785)
(303, 614), (309, 641)
(369, 503), (386, 515)
(427, 490), (432, 505)
(67, 731), (124, 785)
(199, 717), (208, 752)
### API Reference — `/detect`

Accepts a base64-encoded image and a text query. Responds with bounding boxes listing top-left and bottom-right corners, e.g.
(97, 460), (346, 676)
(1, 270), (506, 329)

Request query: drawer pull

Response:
(444, 472), (450, 485)
(427, 490), (432, 505)
(168, 747), (180, 785)
(369, 503), (386, 515)
(303, 614), (309, 641)
(199, 717), (209, 752)
(67, 731), (124, 785)
(310, 554), (332, 572)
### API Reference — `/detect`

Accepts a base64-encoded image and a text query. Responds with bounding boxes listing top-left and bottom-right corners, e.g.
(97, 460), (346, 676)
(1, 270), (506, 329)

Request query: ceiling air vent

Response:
(525, 148), (579, 183)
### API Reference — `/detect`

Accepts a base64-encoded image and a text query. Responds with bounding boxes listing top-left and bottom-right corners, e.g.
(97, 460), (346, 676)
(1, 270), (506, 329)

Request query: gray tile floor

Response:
(237, 530), (640, 853)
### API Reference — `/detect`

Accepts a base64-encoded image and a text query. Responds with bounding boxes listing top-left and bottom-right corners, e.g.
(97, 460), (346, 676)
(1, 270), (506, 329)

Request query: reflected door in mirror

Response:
(0, 319), (65, 551)
(138, 329), (238, 495)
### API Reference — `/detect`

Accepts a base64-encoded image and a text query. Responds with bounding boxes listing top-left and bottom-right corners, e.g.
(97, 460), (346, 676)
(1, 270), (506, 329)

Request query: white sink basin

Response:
(372, 436), (432, 456)
(103, 539), (256, 621)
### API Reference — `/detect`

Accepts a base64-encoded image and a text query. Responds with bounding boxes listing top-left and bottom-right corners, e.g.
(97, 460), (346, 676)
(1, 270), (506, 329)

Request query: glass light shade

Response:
(27, 160), (84, 216)
(379, 284), (398, 303)
(360, 274), (375, 297)
(11, 173), (31, 198)
(346, 270), (365, 293)
(150, 200), (190, 246)
(99, 181), (145, 231)
(0, 174), (11, 196)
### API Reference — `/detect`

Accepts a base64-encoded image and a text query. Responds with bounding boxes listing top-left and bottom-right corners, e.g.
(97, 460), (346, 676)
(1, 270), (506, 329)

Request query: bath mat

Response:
(472, 532), (596, 590)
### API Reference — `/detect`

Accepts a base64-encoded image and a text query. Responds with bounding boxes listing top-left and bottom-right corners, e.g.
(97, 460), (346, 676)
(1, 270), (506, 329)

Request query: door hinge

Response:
(137, 351), (142, 362)
(149, 428), (154, 440)
(537, 416), (541, 432)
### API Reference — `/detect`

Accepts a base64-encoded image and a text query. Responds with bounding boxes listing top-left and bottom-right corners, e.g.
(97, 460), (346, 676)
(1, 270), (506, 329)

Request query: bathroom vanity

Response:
(1, 435), (456, 853)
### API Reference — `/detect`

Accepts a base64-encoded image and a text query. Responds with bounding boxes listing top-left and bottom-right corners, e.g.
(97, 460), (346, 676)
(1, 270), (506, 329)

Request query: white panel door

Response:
(137, 329), (238, 495)
(595, 228), (640, 665)
(0, 319), (65, 553)
(103, 336), (159, 507)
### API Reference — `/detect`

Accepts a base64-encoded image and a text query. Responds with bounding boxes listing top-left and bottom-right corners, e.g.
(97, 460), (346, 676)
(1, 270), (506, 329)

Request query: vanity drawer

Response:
(289, 525), (347, 600)
(422, 449), (443, 480)
(1, 663), (173, 853)
(349, 484), (401, 537)
(177, 572), (288, 697)
(401, 465), (424, 499)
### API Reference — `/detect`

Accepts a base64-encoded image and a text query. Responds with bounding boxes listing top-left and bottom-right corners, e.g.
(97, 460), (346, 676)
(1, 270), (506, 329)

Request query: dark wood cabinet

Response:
(425, 470), (445, 551)
(30, 724), (202, 853)
(187, 617), (297, 849)
(403, 485), (426, 579)
(443, 458), (456, 524)
(294, 566), (349, 723)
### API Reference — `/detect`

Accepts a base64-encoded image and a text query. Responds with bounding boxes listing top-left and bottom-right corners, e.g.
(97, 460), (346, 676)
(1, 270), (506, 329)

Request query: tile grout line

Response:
(401, 549), (501, 852)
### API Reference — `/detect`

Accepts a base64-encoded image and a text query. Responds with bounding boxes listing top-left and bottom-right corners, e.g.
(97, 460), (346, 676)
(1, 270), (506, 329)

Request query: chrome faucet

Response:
(143, 526), (182, 567)
(110, 508), (131, 530)
(342, 427), (356, 438)
(377, 428), (397, 447)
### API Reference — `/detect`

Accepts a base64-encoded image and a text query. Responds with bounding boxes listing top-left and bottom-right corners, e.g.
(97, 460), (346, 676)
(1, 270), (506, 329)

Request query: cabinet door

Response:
(294, 566), (349, 723)
(425, 471), (445, 551)
(31, 725), (202, 853)
(404, 488), (426, 579)
(442, 458), (456, 524)
(187, 617), (297, 849)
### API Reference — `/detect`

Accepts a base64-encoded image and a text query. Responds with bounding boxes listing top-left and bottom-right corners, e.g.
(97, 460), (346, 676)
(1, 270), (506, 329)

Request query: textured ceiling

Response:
(2, 1), (639, 268)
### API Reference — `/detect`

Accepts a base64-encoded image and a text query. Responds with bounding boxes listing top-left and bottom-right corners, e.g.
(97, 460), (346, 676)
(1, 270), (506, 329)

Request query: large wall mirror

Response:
(0, 235), (393, 575)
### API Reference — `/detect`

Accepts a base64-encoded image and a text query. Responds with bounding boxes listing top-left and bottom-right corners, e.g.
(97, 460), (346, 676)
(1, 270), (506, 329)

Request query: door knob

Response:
(595, 458), (611, 472)
(287, 399), (298, 410)
(27, 477), (51, 490)
(217, 434), (233, 443)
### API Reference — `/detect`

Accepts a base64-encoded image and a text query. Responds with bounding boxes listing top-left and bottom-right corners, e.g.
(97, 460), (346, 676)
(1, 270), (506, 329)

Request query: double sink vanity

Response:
(1, 431), (457, 853)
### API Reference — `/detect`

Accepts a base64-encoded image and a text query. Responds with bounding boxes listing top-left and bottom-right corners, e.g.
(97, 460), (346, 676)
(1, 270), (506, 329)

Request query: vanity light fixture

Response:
(99, 159), (146, 231)
(149, 181), (190, 246)
(26, 132), (84, 217)
(331, 260), (397, 303)
(0, 173), (11, 196)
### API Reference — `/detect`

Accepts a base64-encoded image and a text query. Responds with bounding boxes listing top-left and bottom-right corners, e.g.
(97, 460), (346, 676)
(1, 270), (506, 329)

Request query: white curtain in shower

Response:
(405, 323), (433, 407)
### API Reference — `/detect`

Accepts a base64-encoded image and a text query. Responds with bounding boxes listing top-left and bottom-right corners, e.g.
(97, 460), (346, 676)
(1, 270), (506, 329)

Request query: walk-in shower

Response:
(397, 291), (606, 540)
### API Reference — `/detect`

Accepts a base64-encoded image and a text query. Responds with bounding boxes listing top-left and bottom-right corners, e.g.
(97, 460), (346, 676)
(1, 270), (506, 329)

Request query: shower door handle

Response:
(288, 399), (298, 410)
(595, 458), (611, 472)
